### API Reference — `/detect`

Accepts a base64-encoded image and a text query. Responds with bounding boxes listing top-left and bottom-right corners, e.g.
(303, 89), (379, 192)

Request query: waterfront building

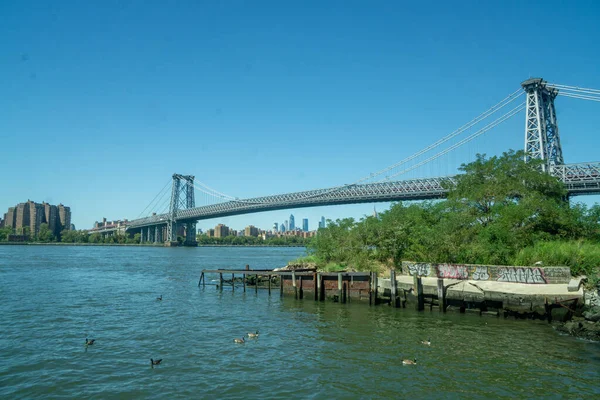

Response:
(273, 222), (278, 232)
(302, 218), (308, 232)
(1, 200), (71, 238)
(289, 214), (295, 231)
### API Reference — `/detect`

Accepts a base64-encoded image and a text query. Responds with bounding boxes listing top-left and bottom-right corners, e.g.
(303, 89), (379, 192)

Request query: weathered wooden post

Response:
(292, 270), (297, 299)
(414, 275), (424, 311)
(232, 273), (235, 291)
(437, 278), (445, 312)
(198, 272), (204, 287)
(219, 273), (223, 292)
(299, 275), (303, 299)
(255, 274), (258, 294)
(313, 272), (318, 301)
(338, 273), (343, 303)
(243, 265), (249, 293)
(280, 273), (284, 297)
(268, 274), (271, 296)
(390, 269), (397, 307)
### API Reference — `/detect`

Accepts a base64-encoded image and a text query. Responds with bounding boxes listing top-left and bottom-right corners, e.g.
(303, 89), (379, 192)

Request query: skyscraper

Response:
(273, 222), (278, 232)
(284, 220), (288, 232)
(302, 218), (308, 232)
(319, 216), (326, 229)
(289, 214), (295, 231)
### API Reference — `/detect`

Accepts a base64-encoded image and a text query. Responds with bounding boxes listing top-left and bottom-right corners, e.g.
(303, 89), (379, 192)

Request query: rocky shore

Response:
(555, 287), (600, 342)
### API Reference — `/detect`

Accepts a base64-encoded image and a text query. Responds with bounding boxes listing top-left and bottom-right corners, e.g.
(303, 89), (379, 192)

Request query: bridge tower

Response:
(521, 78), (564, 172)
(166, 174), (197, 246)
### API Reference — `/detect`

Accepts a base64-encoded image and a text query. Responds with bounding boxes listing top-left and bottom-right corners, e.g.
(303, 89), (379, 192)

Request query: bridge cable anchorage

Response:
(136, 178), (173, 219)
(354, 88), (524, 185)
(380, 102), (526, 182)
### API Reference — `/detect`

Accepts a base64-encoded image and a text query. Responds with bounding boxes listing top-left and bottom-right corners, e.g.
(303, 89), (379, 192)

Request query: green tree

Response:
(37, 223), (54, 242)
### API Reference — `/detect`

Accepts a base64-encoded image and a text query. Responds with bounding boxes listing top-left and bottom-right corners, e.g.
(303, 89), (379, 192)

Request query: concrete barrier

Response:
(401, 261), (571, 284)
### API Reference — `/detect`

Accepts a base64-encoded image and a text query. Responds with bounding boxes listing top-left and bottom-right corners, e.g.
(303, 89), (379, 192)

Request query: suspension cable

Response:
(353, 88), (524, 184)
(381, 103), (525, 181)
(557, 92), (600, 103)
(136, 179), (172, 218)
(547, 83), (600, 94)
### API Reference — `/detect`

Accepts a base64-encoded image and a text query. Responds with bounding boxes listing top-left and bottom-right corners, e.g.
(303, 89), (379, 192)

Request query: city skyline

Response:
(1, 2), (599, 231)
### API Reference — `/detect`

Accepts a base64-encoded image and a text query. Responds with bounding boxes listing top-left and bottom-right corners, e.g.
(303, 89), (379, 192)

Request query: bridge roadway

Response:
(110, 161), (600, 231)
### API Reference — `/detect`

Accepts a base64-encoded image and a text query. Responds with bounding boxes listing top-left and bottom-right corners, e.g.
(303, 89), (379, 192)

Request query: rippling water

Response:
(1, 246), (599, 399)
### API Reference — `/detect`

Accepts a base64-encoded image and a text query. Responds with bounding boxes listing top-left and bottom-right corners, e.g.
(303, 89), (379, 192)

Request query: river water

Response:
(0, 246), (598, 399)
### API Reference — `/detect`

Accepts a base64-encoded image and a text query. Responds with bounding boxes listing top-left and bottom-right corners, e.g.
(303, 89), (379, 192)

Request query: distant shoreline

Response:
(0, 242), (306, 248)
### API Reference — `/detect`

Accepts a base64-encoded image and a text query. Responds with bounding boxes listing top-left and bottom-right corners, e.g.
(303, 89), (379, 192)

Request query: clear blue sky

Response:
(1, 0), (600, 232)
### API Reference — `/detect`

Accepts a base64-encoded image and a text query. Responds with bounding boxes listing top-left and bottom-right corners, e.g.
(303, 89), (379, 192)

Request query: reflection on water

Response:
(0, 246), (598, 399)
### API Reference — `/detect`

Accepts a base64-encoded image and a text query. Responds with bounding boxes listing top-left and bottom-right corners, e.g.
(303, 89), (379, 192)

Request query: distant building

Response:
(319, 216), (326, 229)
(289, 214), (295, 231)
(273, 222), (278, 232)
(70, 223), (76, 231)
(214, 224), (230, 238)
(244, 225), (259, 237)
(1, 200), (71, 238)
(205, 228), (215, 237)
(302, 218), (308, 232)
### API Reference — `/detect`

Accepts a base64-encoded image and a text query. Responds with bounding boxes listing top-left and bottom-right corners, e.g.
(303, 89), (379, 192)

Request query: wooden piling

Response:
(243, 265), (249, 293)
(232, 273), (235, 291)
(219, 273), (223, 291)
(343, 278), (347, 303)
(390, 269), (397, 307)
(313, 273), (318, 301)
(319, 273), (325, 302)
(437, 278), (445, 312)
(198, 272), (204, 287)
(338, 273), (343, 303)
(280, 274), (284, 297)
(299, 276), (303, 299)
(268, 275), (271, 295)
(414, 275), (424, 311)
(255, 274), (258, 294)
(292, 270), (297, 299)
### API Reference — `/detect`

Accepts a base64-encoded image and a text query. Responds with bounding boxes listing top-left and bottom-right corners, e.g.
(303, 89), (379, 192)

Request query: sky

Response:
(1, 0), (600, 233)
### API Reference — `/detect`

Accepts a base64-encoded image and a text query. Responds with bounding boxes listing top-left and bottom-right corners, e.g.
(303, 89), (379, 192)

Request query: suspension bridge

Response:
(89, 78), (600, 245)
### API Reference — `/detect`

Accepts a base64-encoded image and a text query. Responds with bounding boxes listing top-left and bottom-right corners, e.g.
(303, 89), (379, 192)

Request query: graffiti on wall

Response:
(497, 267), (547, 284)
(436, 264), (469, 279)
(472, 267), (490, 281)
(407, 263), (430, 276)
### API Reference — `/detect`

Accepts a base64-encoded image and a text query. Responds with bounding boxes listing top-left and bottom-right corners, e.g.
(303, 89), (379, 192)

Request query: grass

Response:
(512, 240), (600, 279)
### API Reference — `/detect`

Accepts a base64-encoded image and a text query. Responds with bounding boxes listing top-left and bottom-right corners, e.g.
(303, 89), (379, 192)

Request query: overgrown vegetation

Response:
(303, 150), (600, 277)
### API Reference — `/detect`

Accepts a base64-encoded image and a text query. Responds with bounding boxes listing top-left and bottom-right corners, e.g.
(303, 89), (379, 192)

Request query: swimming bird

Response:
(234, 337), (245, 344)
(247, 331), (259, 338)
(402, 358), (417, 365)
(156, 295), (162, 301)
(421, 338), (431, 346)
(85, 338), (96, 346)
(150, 358), (162, 366)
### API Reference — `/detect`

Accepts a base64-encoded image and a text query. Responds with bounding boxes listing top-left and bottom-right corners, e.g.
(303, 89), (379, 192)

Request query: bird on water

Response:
(156, 295), (162, 301)
(403, 358), (417, 365)
(247, 331), (259, 338)
(234, 337), (245, 344)
(421, 338), (431, 346)
(151, 358), (163, 366)
(85, 338), (96, 346)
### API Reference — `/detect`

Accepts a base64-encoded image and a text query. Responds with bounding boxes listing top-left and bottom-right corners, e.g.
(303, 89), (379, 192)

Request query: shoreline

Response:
(0, 242), (306, 248)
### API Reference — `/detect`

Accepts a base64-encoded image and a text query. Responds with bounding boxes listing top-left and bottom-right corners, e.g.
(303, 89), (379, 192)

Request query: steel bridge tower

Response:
(167, 174), (196, 245)
(522, 78), (564, 171)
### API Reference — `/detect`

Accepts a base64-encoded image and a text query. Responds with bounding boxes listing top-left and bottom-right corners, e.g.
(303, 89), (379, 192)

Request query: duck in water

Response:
(85, 338), (96, 346)
(151, 358), (162, 366)
(421, 338), (431, 346)
(234, 337), (245, 344)
(402, 358), (417, 365)
(156, 295), (162, 301)
(247, 331), (259, 338)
